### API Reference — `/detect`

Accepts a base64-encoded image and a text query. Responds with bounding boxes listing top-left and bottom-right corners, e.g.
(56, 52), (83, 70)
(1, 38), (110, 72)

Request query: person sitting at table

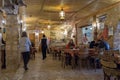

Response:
(89, 40), (101, 68)
(66, 39), (75, 49)
(65, 39), (75, 65)
(66, 39), (79, 66)
(89, 41), (95, 48)
(94, 38), (110, 68)
(103, 40), (110, 50)
(97, 38), (110, 52)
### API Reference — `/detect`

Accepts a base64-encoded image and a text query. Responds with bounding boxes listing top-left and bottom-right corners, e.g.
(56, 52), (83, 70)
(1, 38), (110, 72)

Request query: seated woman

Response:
(66, 39), (78, 65)
(66, 39), (75, 49)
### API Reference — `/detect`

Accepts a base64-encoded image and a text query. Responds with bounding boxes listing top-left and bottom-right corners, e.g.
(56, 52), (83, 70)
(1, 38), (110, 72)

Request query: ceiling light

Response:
(47, 25), (51, 29)
(35, 32), (39, 36)
(2, 20), (6, 24)
(59, 8), (65, 20)
(64, 29), (67, 35)
(41, 30), (44, 33)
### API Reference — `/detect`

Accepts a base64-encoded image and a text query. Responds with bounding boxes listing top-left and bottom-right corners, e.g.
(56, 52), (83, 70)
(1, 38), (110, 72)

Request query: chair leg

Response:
(104, 72), (110, 80)
(94, 60), (96, 72)
(61, 55), (65, 68)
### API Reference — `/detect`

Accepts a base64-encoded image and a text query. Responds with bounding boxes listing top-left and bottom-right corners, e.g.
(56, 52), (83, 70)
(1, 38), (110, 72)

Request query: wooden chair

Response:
(88, 48), (99, 71)
(61, 50), (66, 68)
(30, 47), (37, 59)
(61, 50), (73, 69)
(77, 48), (89, 70)
(101, 51), (120, 80)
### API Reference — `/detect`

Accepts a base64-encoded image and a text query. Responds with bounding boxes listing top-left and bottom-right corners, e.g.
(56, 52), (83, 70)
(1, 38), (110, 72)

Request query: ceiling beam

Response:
(76, 1), (120, 24)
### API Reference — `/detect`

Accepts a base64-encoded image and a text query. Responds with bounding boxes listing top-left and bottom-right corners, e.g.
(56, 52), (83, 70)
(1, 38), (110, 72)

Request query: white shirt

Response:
(19, 37), (31, 53)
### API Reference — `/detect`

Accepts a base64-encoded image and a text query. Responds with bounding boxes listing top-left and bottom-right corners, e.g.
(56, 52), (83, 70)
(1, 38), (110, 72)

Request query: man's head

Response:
(43, 34), (46, 37)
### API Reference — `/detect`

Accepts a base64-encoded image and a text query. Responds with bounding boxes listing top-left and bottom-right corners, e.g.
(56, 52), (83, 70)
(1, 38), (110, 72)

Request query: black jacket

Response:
(41, 38), (47, 48)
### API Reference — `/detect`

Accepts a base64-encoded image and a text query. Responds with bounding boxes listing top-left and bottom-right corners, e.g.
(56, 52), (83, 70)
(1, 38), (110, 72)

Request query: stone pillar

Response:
(0, 13), (2, 70)
(5, 15), (20, 71)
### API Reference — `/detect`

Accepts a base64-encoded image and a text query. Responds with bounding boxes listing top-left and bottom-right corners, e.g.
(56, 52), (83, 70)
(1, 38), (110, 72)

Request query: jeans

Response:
(1, 50), (6, 69)
(41, 47), (47, 60)
(22, 52), (30, 69)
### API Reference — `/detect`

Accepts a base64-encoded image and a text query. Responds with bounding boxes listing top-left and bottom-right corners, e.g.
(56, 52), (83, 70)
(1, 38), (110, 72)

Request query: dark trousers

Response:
(42, 47), (47, 60)
(65, 53), (72, 65)
(22, 52), (30, 69)
(1, 50), (6, 69)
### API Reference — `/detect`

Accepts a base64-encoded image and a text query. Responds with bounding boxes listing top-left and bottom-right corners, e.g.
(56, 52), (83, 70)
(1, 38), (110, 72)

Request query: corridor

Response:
(0, 53), (103, 80)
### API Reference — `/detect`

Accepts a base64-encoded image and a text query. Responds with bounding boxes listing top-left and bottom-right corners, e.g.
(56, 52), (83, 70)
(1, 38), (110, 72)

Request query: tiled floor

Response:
(0, 53), (104, 80)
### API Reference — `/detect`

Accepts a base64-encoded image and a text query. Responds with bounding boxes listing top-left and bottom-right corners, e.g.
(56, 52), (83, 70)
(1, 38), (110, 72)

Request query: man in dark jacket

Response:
(41, 34), (47, 60)
(89, 41), (95, 48)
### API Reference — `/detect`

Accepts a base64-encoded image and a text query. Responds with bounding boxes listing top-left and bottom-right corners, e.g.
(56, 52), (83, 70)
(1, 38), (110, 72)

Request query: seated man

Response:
(103, 41), (110, 50)
(89, 41), (95, 48)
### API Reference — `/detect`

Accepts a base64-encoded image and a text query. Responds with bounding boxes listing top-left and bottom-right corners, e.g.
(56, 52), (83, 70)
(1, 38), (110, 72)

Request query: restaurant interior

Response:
(1, 0), (120, 80)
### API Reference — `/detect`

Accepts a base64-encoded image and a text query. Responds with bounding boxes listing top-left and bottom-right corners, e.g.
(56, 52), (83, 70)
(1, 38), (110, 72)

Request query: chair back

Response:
(101, 60), (117, 69)
(112, 50), (119, 55)
(101, 51), (120, 79)
(101, 50), (117, 68)
(102, 51), (115, 61)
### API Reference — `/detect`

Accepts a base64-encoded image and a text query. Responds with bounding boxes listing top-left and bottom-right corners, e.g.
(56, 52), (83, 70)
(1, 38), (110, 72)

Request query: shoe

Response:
(42, 56), (47, 60)
(24, 67), (28, 71)
(1, 65), (6, 69)
(42, 57), (45, 60)
(24, 66), (28, 71)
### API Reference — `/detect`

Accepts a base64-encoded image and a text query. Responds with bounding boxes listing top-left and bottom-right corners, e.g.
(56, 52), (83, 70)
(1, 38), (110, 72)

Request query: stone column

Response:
(0, 13), (2, 70)
(5, 15), (21, 71)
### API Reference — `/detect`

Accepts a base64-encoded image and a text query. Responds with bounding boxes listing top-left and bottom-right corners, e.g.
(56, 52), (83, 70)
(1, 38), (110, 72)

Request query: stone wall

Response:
(97, 5), (120, 48)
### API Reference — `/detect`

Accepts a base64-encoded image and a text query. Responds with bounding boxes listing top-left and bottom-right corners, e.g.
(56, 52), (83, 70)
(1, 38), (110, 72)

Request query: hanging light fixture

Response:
(59, 8), (65, 20)
(47, 24), (51, 29)
(41, 29), (44, 33)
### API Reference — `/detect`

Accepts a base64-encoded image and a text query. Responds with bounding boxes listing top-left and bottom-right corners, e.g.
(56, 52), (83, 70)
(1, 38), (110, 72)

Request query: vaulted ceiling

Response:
(23, 0), (120, 30)
(1, 0), (120, 30)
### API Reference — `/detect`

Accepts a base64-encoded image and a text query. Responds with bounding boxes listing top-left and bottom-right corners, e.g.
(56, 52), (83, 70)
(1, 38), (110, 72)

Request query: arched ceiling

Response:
(1, 0), (120, 30)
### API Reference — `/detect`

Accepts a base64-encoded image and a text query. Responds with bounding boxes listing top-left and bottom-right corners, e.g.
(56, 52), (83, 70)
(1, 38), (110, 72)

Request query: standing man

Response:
(41, 34), (47, 60)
